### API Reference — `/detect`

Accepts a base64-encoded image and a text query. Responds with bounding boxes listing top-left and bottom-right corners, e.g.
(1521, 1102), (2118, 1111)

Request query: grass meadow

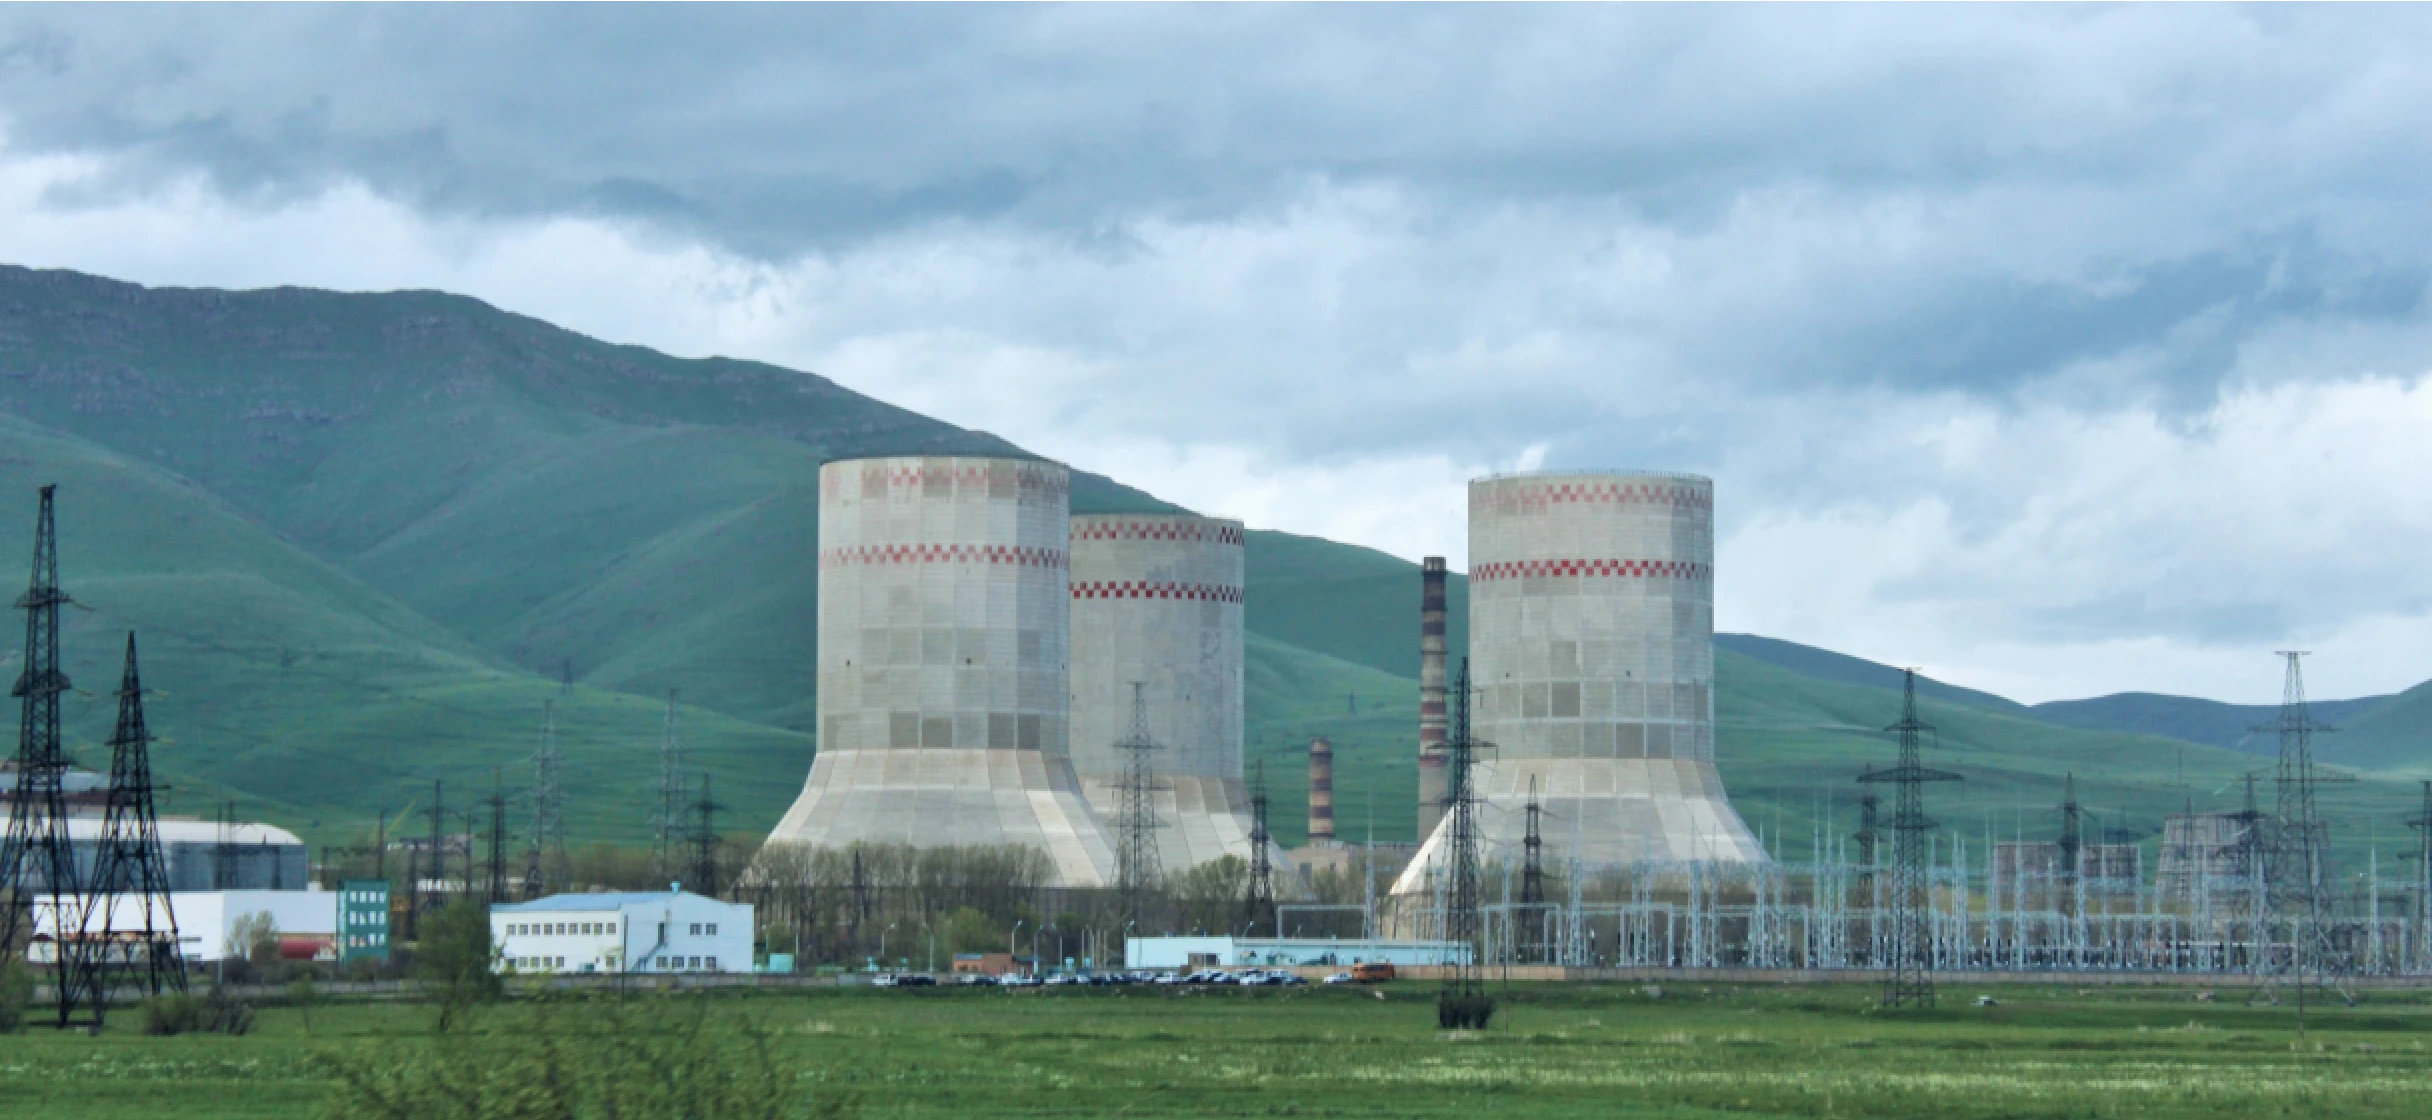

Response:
(3, 981), (2428, 1119)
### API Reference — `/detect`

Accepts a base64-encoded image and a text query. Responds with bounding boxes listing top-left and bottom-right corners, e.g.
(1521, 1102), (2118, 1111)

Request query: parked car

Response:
(999, 973), (1040, 988)
(871, 974), (899, 988)
(1275, 972), (1306, 985)
(895, 973), (938, 987)
(955, 973), (997, 986)
(1323, 972), (1354, 984)
(1044, 972), (1081, 986)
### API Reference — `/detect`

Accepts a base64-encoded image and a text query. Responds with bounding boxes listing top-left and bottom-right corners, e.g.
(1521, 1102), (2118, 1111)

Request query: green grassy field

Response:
(4, 983), (2429, 1119)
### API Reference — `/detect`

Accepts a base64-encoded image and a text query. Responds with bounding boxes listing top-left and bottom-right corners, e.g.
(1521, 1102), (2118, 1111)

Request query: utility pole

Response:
(1241, 761), (1276, 938)
(1436, 657), (1493, 1029)
(421, 779), (450, 926)
(0, 485), (99, 1028)
(85, 633), (188, 1002)
(1860, 669), (1960, 1008)
(1114, 683), (1166, 931)
(523, 701), (565, 899)
(2406, 781), (2432, 974)
(653, 691), (685, 881)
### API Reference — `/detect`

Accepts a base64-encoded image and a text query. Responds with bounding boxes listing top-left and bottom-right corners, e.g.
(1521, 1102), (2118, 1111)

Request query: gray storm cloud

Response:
(2, 4), (2430, 700)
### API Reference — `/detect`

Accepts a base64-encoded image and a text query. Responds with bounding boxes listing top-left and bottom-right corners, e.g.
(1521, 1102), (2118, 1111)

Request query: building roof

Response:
(493, 890), (730, 913)
(0, 815), (302, 846)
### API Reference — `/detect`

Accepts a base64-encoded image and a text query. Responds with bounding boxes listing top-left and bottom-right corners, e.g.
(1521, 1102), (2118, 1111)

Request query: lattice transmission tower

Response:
(688, 775), (725, 896)
(86, 633), (187, 1002)
(1436, 657), (1493, 1029)
(1519, 776), (1547, 963)
(522, 700), (565, 900)
(653, 691), (686, 881)
(1113, 682), (1167, 930)
(0, 485), (100, 1028)
(1860, 668), (1959, 1008)
(1241, 762), (1276, 937)
(481, 770), (513, 904)
(2254, 652), (2350, 1013)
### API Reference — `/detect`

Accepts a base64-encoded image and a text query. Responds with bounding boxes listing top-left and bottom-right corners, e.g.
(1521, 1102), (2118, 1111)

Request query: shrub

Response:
(143, 989), (257, 1036)
(318, 996), (849, 1119)
(416, 900), (501, 1032)
(0, 957), (30, 1033)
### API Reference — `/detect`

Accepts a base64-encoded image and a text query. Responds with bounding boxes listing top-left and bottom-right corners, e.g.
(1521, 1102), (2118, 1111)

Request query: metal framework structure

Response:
(1113, 683), (1166, 930)
(653, 691), (686, 881)
(1436, 658), (1493, 1028)
(2253, 651), (2350, 1014)
(1858, 669), (1960, 1007)
(85, 633), (187, 1003)
(480, 770), (512, 904)
(688, 775), (725, 896)
(1241, 762), (1276, 937)
(523, 700), (566, 900)
(0, 485), (100, 1028)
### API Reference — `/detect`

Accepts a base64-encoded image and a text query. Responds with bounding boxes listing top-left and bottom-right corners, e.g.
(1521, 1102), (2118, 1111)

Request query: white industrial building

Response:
(492, 889), (752, 974)
(1397, 471), (1766, 897)
(0, 816), (309, 893)
(765, 455), (1119, 887)
(1126, 936), (1470, 971)
(35, 888), (338, 961)
(1068, 512), (1260, 870)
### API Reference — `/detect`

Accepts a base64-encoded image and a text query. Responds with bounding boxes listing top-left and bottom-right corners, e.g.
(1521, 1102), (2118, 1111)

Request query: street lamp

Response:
(1011, 920), (1025, 976)
(880, 922), (897, 971)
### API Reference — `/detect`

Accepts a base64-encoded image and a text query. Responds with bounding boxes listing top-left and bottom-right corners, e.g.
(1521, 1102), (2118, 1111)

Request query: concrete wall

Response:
(766, 456), (1116, 887)
(1067, 513), (1253, 870)
(1396, 472), (1764, 893)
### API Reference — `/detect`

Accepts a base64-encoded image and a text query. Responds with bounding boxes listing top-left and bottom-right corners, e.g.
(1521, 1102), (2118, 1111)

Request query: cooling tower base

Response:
(1389, 758), (1768, 897)
(1078, 774), (1260, 872)
(768, 748), (1117, 888)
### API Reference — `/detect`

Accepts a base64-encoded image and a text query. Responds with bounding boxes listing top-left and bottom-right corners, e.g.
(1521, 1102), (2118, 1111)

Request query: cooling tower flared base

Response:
(767, 748), (1118, 888)
(1078, 775), (1262, 872)
(1389, 758), (1767, 896)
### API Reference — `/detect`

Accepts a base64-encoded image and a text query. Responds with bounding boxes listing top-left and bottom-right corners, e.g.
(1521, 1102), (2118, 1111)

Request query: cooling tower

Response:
(1395, 471), (1765, 893)
(1067, 513), (1257, 869)
(766, 455), (1117, 888)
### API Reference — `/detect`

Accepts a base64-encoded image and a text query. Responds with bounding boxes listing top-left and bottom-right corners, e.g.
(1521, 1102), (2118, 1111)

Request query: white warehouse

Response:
(491, 889), (752, 975)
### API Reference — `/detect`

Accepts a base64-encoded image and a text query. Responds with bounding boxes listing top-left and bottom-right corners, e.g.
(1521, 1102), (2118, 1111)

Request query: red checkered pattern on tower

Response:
(1476, 479), (1712, 516)
(1069, 580), (1244, 604)
(840, 459), (1071, 500)
(1071, 520), (1246, 546)
(1470, 558), (1710, 582)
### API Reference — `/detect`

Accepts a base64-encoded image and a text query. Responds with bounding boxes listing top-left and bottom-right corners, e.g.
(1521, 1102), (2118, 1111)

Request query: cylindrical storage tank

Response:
(1067, 513), (1254, 870)
(1307, 736), (1335, 843)
(766, 455), (1117, 887)
(1394, 471), (1764, 893)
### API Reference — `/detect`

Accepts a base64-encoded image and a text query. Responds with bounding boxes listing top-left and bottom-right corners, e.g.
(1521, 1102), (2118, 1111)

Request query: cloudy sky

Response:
(4, 5), (2430, 704)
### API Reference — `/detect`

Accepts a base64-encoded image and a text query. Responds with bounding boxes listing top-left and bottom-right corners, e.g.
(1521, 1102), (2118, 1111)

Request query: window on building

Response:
(689, 923), (701, 935)
(688, 956), (700, 969)
(656, 957), (667, 968)
(706, 923), (717, 935)
(706, 957), (718, 971)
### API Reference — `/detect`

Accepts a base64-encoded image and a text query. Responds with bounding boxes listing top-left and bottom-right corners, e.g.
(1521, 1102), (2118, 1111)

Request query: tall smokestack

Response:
(1307, 736), (1335, 843)
(1416, 556), (1450, 840)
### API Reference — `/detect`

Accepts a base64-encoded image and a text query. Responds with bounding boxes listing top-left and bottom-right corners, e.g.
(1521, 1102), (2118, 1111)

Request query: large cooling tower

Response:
(1067, 513), (1257, 869)
(766, 455), (1117, 887)
(1395, 471), (1765, 893)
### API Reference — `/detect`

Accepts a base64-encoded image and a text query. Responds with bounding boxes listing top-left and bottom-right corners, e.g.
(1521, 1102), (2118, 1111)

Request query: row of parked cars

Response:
(873, 967), (1385, 988)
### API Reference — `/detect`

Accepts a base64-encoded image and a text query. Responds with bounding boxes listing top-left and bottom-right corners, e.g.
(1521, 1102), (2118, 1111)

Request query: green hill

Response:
(1, 263), (2422, 862)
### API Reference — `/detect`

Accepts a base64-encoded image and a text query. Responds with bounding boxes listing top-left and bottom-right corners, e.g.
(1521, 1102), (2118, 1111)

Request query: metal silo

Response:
(765, 455), (1117, 887)
(1396, 471), (1764, 890)
(1066, 513), (1255, 870)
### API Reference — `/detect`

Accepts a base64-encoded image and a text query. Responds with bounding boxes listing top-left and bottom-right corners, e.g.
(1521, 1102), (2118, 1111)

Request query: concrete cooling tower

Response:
(1067, 513), (1257, 870)
(1395, 471), (1765, 895)
(766, 455), (1117, 887)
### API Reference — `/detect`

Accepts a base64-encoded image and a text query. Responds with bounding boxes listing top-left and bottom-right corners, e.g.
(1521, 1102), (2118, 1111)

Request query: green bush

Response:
(416, 900), (502, 1032)
(0, 956), (30, 1033)
(143, 989), (257, 1036)
(319, 997), (847, 1119)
